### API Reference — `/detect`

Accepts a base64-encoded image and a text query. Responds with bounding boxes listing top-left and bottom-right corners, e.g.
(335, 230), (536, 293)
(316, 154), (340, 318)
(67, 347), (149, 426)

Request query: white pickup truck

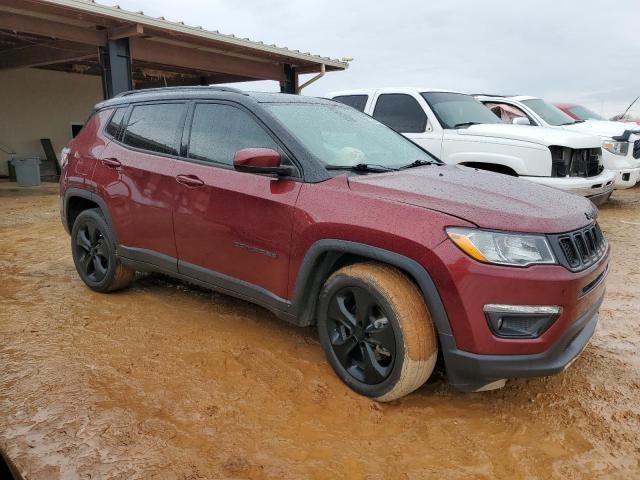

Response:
(476, 94), (640, 189)
(327, 88), (615, 206)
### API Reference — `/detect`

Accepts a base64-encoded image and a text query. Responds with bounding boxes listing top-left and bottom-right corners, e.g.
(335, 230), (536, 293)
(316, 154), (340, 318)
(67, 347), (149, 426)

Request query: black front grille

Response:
(549, 147), (602, 178)
(550, 223), (607, 271)
(559, 238), (580, 267)
(569, 148), (601, 177)
(634, 139), (640, 159)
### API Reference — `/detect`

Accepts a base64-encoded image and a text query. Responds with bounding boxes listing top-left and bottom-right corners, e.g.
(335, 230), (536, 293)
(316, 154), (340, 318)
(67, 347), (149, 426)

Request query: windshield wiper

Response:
(453, 121), (482, 129)
(399, 159), (439, 169)
(559, 120), (585, 125)
(325, 163), (397, 173)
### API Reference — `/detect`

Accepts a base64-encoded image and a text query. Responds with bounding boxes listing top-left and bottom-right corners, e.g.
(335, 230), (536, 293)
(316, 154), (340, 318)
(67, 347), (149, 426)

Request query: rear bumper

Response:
(521, 170), (615, 201)
(442, 293), (602, 392)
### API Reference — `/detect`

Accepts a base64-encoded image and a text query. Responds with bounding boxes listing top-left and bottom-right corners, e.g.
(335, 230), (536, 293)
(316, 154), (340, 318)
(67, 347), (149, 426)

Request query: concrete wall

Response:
(0, 69), (102, 177)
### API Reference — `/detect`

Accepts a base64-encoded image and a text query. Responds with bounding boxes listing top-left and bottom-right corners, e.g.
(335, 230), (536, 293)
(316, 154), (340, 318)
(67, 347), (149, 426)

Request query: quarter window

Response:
(188, 104), (278, 165)
(373, 94), (427, 133)
(122, 103), (185, 155)
(105, 108), (125, 138)
(332, 95), (368, 112)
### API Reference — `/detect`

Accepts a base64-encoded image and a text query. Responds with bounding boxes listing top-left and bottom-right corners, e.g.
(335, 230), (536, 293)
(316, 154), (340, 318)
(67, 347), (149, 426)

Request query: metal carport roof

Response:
(0, 0), (349, 95)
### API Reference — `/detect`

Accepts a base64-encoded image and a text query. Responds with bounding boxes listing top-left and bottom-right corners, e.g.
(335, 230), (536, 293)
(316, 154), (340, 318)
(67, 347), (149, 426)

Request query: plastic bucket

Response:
(10, 158), (41, 187)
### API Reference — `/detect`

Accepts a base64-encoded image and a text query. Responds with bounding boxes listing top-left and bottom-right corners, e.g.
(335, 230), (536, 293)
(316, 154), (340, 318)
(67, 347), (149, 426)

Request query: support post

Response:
(279, 63), (298, 94)
(100, 38), (133, 99)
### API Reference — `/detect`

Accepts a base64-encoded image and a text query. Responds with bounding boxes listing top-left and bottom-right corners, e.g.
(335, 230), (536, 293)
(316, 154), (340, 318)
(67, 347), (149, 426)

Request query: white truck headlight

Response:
(446, 227), (556, 266)
(602, 139), (629, 156)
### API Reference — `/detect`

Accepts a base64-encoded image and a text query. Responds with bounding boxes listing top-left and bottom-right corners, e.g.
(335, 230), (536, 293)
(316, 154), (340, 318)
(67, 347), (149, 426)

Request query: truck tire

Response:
(317, 262), (438, 401)
(71, 208), (135, 292)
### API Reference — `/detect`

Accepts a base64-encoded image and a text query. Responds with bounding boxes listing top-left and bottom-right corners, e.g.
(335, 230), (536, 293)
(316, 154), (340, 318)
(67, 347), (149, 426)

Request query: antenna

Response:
(619, 95), (640, 120)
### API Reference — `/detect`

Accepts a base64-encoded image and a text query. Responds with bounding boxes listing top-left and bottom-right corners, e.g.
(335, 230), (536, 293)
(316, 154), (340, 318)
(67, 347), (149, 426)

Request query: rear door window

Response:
(187, 103), (279, 166)
(122, 103), (185, 155)
(332, 95), (368, 112)
(372, 94), (427, 133)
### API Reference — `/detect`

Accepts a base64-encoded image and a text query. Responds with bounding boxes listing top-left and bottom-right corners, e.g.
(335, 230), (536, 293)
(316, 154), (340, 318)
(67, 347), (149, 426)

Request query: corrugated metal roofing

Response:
(37, 0), (349, 70)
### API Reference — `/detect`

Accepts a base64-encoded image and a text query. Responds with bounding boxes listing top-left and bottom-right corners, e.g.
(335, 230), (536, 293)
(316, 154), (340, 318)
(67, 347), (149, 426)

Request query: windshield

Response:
(568, 105), (605, 121)
(521, 98), (576, 126)
(421, 92), (503, 128)
(266, 103), (438, 169)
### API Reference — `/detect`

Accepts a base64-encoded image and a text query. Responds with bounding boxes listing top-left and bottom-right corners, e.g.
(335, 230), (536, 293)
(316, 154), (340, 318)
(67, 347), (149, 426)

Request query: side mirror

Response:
(512, 117), (531, 126)
(233, 148), (294, 176)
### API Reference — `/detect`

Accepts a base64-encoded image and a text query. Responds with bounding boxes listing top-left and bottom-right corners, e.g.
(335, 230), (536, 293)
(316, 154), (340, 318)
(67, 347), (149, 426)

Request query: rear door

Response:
(370, 92), (443, 156)
(172, 101), (301, 299)
(94, 102), (187, 268)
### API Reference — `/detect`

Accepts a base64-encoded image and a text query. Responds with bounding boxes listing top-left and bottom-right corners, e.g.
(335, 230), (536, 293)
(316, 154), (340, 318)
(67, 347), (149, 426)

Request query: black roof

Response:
(96, 86), (334, 110)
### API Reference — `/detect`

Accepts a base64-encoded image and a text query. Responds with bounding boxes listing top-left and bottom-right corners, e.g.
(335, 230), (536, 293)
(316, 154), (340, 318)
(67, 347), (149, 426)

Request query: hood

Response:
(562, 120), (640, 139)
(456, 124), (601, 148)
(348, 165), (596, 234)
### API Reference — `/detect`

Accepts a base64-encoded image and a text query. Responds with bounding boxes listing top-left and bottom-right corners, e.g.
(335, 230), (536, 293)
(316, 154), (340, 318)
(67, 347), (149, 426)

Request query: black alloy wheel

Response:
(74, 222), (110, 283)
(326, 286), (396, 385)
(70, 208), (135, 292)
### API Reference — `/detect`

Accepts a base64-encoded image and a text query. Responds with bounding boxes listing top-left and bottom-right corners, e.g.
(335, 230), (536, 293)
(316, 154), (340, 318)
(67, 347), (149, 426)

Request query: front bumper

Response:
(611, 167), (640, 189)
(521, 169), (615, 205)
(600, 148), (640, 189)
(442, 293), (602, 391)
(431, 235), (609, 391)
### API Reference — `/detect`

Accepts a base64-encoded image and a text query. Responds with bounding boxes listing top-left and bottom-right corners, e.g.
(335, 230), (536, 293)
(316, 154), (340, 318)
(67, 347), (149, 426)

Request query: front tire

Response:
(317, 262), (438, 401)
(71, 208), (135, 292)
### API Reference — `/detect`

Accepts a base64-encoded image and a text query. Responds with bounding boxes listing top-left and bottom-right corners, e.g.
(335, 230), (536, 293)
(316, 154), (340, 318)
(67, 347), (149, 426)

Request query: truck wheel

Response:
(317, 262), (438, 401)
(71, 208), (135, 292)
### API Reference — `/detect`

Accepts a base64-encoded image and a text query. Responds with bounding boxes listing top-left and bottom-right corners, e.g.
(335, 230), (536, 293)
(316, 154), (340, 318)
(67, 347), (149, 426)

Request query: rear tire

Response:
(71, 208), (135, 292)
(317, 262), (438, 401)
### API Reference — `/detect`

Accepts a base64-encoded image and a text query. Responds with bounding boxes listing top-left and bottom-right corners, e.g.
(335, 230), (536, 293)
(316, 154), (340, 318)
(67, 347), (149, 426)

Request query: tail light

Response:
(60, 147), (71, 168)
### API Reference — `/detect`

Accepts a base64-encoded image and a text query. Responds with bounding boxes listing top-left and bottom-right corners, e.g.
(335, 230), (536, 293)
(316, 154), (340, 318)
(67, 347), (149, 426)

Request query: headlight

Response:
(446, 227), (556, 266)
(602, 139), (629, 156)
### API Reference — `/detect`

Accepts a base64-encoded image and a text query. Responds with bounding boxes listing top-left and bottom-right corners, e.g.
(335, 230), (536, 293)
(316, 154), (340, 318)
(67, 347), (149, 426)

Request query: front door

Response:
(172, 102), (301, 299)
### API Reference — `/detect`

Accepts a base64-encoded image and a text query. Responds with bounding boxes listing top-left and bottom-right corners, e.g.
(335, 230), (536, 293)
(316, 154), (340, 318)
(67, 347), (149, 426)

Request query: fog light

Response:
(483, 304), (561, 338)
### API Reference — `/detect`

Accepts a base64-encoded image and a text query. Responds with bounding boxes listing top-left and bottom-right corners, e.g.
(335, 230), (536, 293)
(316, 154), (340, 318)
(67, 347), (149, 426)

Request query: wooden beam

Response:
(0, 40), (96, 69)
(134, 73), (258, 89)
(109, 23), (144, 41)
(129, 37), (281, 81)
(0, 0), (120, 29)
(0, 11), (106, 46)
(296, 64), (336, 75)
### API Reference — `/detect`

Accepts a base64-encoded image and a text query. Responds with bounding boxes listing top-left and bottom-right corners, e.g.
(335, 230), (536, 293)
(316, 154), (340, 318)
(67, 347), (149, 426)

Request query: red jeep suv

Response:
(59, 87), (609, 401)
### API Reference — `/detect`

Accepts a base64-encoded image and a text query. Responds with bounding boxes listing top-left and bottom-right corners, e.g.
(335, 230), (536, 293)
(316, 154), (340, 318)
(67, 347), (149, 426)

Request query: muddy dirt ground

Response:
(1, 182), (639, 479)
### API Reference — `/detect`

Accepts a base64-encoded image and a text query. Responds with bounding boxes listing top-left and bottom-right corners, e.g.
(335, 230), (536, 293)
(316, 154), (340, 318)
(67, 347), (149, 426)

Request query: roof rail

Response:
(115, 85), (246, 98)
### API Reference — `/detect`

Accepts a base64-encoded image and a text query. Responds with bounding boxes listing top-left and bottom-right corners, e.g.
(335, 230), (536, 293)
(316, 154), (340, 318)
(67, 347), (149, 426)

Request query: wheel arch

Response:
(291, 240), (453, 339)
(63, 188), (118, 245)
(459, 162), (518, 176)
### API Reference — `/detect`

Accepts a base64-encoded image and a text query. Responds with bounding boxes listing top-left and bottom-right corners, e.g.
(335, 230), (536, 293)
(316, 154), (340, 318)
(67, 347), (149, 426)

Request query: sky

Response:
(102, 0), (640, 118)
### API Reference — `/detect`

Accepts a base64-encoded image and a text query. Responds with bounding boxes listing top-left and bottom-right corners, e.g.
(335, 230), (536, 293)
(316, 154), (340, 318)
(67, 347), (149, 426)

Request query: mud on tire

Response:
(317, 262), (438, 401)
(71, 208), (135, 293)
